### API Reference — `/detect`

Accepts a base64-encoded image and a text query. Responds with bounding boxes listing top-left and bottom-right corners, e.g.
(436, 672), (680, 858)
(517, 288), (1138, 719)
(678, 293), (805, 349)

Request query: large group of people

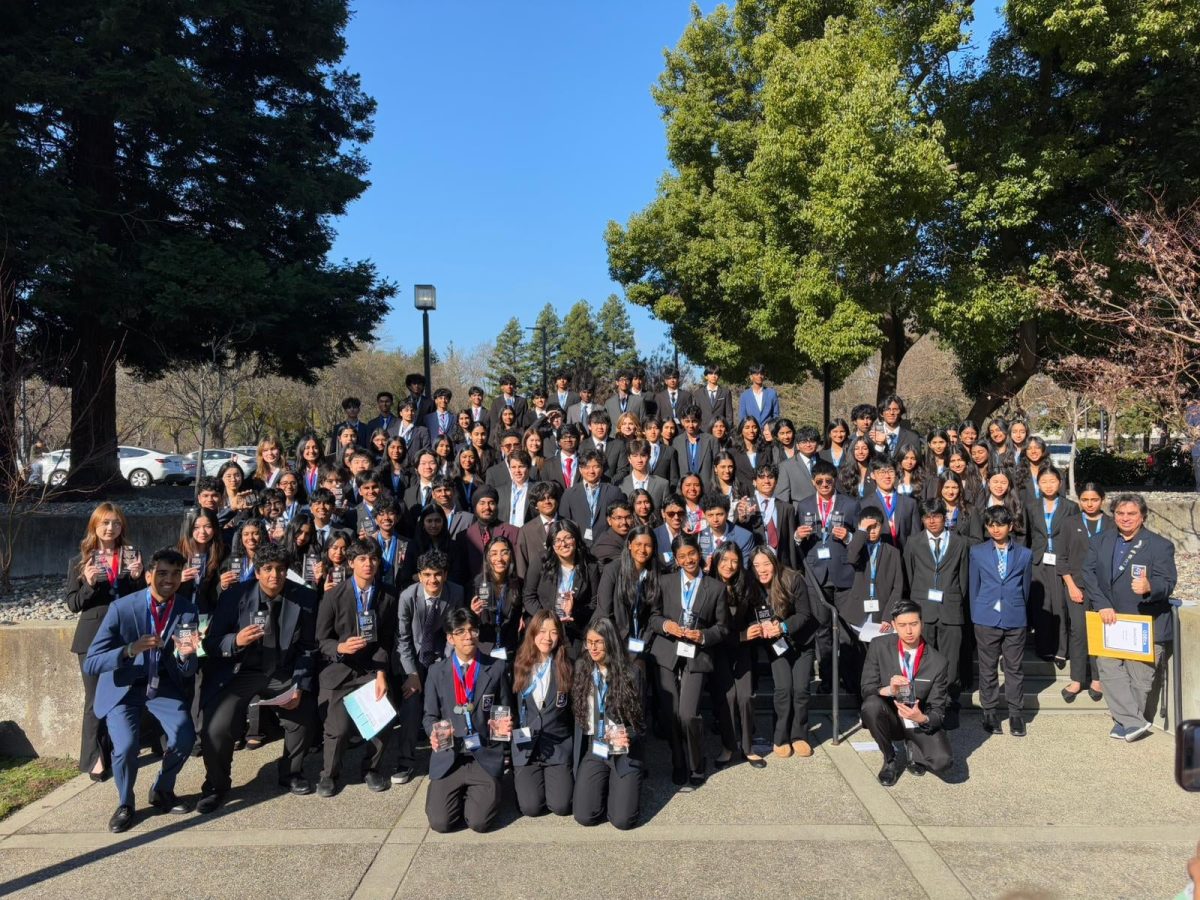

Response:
(67, 366), (1178, 834)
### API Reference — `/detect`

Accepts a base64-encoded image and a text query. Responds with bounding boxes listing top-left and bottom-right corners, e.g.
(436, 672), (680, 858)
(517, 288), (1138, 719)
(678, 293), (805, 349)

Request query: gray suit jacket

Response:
(620, 473), (670, 509)
(604, 393), (644, 423)
(395, 581), (465, 676)
(776, 454), (817, 504)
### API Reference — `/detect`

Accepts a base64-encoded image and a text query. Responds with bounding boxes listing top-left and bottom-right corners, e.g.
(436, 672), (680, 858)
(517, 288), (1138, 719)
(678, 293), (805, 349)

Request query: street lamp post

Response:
(414, 284), (436, 392)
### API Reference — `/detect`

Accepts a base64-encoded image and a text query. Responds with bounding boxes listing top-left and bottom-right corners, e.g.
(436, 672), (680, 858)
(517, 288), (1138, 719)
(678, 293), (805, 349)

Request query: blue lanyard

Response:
(995, 544), (1008, 575)
(632, 573), (646, 637)
(688, 440), (698, 472)
(1043, 499), (1058, 552)
(593, 668), (608, 737)
(522, 660), (551, 702)
(681, 573), (700, 613)
(868, 543), (879, 598)
(946, 508), (958, 528)
(1085, 516), (1102, 539)
(585, 486), (599, 523)
(240, 559), (255, 583)
(352, 581), (373, 615)
(391, 472), (403, 494)
(377, 534), (397, 568)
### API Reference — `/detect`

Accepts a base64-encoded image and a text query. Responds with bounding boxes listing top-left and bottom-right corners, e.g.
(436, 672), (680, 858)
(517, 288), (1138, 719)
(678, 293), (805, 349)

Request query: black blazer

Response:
(870, 490), (922, 552)
(489, 394), (530, 430)
(522, 562), (597, 651)
(472, 575), (524, 657)
(513, 662), (573, 767)
(944, 506), (984, 544)
(375, 534), (417, 592)
(595, 564), (655, 648)
(752, 567), (819, 652)
(1081, 526), (1178, 642)
(741, 495), (798, 567)
(66, 557), (145, 655)
(201, 581), (319, 705)
(559, 481), (626, 546)
(648, 442), (680, 487)
(696, 385), (734, 428)
(648, 572), (729, 675)
(1055, 513), (1114, 585)
(580, 436), (629, 484)
(571, 665), (646, 778)
(1026, 496), (1080, 565)
(839, 530), (904, 626)
(671, 433), (716, 486)
(653, 389), (693, 423)
(902, 529), (971, 626)
(860, 632), (950, 732)
(423, 654), (512, 779)
(316, 580), (399, 694)
(792, 495), (859, 590)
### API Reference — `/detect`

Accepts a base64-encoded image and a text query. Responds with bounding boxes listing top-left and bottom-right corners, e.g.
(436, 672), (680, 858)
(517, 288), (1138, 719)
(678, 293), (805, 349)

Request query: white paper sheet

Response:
(1102, 620), (1150, 655)
(343, 680), (397, 741)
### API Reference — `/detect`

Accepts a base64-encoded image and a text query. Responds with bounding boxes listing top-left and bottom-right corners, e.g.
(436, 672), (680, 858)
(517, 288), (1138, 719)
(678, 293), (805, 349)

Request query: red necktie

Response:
(564, 457), (573, 486)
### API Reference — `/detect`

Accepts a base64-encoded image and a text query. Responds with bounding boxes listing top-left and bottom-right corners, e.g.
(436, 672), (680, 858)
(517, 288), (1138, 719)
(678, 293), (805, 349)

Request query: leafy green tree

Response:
(560, 300), (602, 385)
(596, 294), (639, 374)
(486, 317), (534, 394)
(525, 303), (563, 392)
(0, 0), (394, 489)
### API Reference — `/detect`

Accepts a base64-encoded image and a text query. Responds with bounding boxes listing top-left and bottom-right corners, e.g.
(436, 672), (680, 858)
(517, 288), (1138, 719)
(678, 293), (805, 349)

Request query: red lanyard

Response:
(899, 641), (925, 680)
(818, 498), (833, 528)
(107, 552), (120, 584)
(452, 657), (478, 706)
(148, 596), (175, 639)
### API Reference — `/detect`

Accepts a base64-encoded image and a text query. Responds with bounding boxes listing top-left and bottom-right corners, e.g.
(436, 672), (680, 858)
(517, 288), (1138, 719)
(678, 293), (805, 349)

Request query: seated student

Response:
(572, 617), (645, 830)
(84, 548), (199, 833)
(370, 496), (416, 591)
(859, 599), (954, 786)
(423, 607), (512, 833)
(315, 538), (399, 796)
(902, 498), (971, 708)
(512, 610), (575, 817)
(836, 507), (904, 694)
(197, 543), (319, 812)
(590, 499), (635, 570)
(969, 505), (1033, 737)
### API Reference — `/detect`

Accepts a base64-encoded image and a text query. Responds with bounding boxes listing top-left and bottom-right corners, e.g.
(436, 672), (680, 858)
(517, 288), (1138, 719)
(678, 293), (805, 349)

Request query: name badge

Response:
(592, 740), (610, 759)
(902, 717), (917, 730)
(676, 641), (696, 659)
(817, 547), (832, 560)
(490, 646), (508, 660)
(358, 612), (376, 642)
(772, 638), (789, 656)
(1131, 564), (1146, 578)
(993, 600), (1002, 613)
(863, 599), (880, 613)
(927, 589), (944, 603)
(627, 637), (645, 653)
(1041, 552), (1056, 566)
(662, 551), (673, 563)
(514, 727), (532, 744)
(583, 528), (594, 542)
(463, 733), (482, 751)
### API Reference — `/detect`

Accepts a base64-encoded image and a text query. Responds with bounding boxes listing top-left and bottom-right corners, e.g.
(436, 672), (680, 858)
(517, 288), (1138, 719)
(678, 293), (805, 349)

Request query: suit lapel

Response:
(278, 588), (300, 651)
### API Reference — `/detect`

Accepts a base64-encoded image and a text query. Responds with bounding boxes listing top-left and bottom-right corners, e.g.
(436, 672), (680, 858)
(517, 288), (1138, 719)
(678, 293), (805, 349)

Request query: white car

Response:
(35, 446), (195, 488)
(186, 448), (256, 479)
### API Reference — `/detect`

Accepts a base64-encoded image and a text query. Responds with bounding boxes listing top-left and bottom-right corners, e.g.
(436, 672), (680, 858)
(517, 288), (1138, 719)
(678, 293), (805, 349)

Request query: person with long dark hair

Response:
(571, 617), (645, 830)
(839, 435), (876, 498)
(707, 543), (761, 767)
(470, 536), (524, 668)
(821, 418), (851, 468)
(523, 519), (597, 657)
(595, 525), (660, 661)
(1055, 483), (1110, 703)
(947, 445), (984, 509)
(512, 610), (575, 817)
(1026, 466), (1078, 665)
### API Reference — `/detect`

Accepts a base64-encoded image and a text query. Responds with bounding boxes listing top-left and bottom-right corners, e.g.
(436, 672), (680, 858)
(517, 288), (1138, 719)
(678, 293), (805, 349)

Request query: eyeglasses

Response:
(451, 627), (479, 637)
(663, 509), (684, 518)
(553, 537), (575, 547)
(585, 639), (606, 649)
(813, 478), (834, 486)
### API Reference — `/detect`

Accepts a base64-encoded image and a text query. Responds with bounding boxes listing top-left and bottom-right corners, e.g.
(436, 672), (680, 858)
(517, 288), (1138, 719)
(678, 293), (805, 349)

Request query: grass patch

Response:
(0, 757), (78, 821)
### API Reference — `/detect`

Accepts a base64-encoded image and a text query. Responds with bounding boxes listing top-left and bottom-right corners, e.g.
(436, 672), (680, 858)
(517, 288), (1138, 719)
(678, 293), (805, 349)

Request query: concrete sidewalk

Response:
(0, 711), (1196, 899)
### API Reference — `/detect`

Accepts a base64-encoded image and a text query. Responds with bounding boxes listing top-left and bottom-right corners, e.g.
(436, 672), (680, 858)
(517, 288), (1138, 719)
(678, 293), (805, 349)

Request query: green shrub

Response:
(1073, 444), (1193, 488)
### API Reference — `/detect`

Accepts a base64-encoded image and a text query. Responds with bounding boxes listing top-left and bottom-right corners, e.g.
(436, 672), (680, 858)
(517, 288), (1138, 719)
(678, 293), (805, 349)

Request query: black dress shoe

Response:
(982, 712), (1001, 734)
(364, 770), (390, 792)
(1009, 716), (1026, 737)
(316, 776), (337, 798)
(877, 757), (902, 787)
(195, 791), (225, 814)
(391, 766), (416, 785)
(148, 789), (190, 814)
(747, 756), (767, 770)
(906, 762), (926, 777)
(279, 774), (312, 796)
(670, 769), (688, 787)
(688, 772), (707, 789)
(108, 805), (134, 833)
(1053, 656), (1067, 671)
(1087, 686), (1104, 702)
(1061, 686), (1081, 703)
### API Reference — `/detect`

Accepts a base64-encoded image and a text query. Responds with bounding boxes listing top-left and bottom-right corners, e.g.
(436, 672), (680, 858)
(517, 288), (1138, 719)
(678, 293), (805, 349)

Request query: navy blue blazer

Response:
(737, 387), (781, 425)
(793, 495), (859, 590)
(968, 541), (1033, 629)
(423, 653), (512, 779)
(84, 590), (200, 717)
(512, 661), (573, 768)
(1081, 527), (1177, 642)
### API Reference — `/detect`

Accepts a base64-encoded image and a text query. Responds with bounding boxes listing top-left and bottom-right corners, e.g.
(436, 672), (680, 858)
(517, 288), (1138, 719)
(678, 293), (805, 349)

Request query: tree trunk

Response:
(875, 306), (911, 403)
(0, 281), (20, 503)
(966, 320), (1040, 423)
(67, 335), (122, 491)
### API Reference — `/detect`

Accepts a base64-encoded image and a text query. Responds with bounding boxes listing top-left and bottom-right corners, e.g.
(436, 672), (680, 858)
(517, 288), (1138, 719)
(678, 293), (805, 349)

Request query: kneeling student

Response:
(84, 548), (199, 833)
(859, 600), (953, 787)
(512, 610), (575, 817)
(423, 607), (513, 833)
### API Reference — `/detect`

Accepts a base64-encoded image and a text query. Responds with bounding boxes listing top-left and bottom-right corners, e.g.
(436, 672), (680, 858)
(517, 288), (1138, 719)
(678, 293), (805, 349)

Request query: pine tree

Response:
(486, 317), (533, 394)
(524, 303), (563, 392)
(560, 301), (602, 385)
(596, 294), (639, 374)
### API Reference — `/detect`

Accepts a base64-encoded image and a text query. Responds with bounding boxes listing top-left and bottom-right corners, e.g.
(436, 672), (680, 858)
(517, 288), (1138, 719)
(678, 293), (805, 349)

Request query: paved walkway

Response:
(0, 711), (1196, 899)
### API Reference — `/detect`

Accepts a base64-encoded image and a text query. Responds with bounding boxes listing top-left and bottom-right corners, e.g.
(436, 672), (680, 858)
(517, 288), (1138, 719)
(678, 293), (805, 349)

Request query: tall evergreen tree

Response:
(525, 303), (563, 392)
(560, 300), (602, 385)
(486, 317), (534, 394)
(596, 294), (640, 374)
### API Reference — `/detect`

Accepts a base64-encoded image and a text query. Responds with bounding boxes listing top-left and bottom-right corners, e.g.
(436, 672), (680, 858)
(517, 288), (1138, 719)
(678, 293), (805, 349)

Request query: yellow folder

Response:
(1085, 611), (1155, 662)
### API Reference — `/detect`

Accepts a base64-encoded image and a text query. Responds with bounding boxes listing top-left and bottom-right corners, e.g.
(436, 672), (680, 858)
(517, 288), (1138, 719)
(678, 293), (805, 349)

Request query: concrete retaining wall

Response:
(0, 623), (80, 760)
(1147, 499), (1200, 554)
(3, 514), (184, 580)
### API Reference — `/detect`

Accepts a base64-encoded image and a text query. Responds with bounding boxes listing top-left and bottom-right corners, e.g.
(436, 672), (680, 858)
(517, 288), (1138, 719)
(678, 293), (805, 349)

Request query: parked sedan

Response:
(185, 448), (256, 479)
(34, 446), (194, 488)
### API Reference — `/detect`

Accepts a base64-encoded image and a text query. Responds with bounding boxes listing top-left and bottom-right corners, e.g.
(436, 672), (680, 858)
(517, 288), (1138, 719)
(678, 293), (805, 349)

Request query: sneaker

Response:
(1108, 723), (1127, 740)
(391, 766), (416, 785)
(1123, 721), (1153, 743)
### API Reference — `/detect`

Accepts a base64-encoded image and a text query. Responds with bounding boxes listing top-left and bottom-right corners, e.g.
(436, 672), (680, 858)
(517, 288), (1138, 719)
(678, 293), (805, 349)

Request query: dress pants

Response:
(923, 621), (963, 697)
(860, 694), (952, 772)
(201, 670), (316, 793)
(974, 625), (1025, 717)
(320, 679), (390, 780)
(77, 655), (109, 774)
(814, 584), (836, 688)
(573, 753), (642, 831)
(1031, 564), (1063, 659)
(1061, 595), (1095, 686)
(394, 661), (427, 769)
(106, 694), (195, 808)
(770, 647), (814, 745)
(836, 628), (866, 700)
(1098, 646), (1162, 729)
(704, 649), (738, 755)
(654, 663), (706, 776)
(721, 643), (757, 755)
(426, 756), (501, 833)
(514, 761), (573, 817)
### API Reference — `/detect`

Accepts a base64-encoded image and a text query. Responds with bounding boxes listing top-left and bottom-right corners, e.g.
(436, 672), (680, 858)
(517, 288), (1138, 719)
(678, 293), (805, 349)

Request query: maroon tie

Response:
(564, 457), (574, 486)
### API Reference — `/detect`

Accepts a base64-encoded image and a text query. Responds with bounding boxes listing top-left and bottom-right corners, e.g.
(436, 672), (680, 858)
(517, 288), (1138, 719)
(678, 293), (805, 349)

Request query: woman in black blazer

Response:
(711, 452), (753, 508)
(469, 536), (525, 672)
(66, 502), (145, 779)
(747, 546), (817, 759)
(731, 416), (766, 485)
(522, 520), (597, 658)
(649, 532), (731, 787)
(512, 610), (576, 817)
(571, 616), (645, 830)
(937, 474), (983, 545)
(1054, 481), (1111, 702)
(708, 543), (760, 767)
(375, 436), (409, 500)
(295, 434), (325, 503)
(1026, 466), (1079, 665)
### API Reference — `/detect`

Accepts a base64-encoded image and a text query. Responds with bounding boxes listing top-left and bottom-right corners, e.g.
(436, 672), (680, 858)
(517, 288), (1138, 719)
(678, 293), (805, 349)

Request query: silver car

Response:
(186, 448), (256, 479)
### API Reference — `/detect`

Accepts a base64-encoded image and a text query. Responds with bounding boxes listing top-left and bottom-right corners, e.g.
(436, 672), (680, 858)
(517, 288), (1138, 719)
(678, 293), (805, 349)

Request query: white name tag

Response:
(863, 599), (880, 613)
(676, 641), (696, 659)
(627, 637), (645, 653)
(463, 733), (482, 751)
(489, 646), (508, 660)
(592, 740), (610, 759)
(993, 600), (1002, 613)
(1041, 552), (1057, 566)
(583, 528), (594, 542)
(514, 727), (532, 744)
(903, 717), (917, 730)
(662, 551), (674, 563)
(772, 638), (789, 656)
(927, 589), (944, 603)
(817, 547), (832, 560)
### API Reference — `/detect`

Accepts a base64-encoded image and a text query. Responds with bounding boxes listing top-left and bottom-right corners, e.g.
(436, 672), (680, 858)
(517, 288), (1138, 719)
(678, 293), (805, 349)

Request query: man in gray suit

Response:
(566, 384), (598, 426)
(603, 370), (644, 422)
(392, 550), (465, 784)
(620, 439), (670, 509)
(776, 425), (823, 504)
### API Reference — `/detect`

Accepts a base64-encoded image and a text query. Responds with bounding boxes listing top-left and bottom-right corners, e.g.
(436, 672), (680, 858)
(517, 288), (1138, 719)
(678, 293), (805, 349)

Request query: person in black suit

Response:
(1082, 492), (1177, 743)
(511, 610), (575, 817)
(860, 600), (954, 786)
(365, 391), (398, 438)
(649, 533), (730, 788)
(558, 450), (625, 549)
(464, 385), (491, 433)
(837, 506), (905, 694)
(871, 394), (924, 458)
(327, 396), (372, 455)
(640, 418), (680, 488)
(423, 607), (512, 833)
(736, 462), (798, 567)
(673, 405), (717, 486)
(571, 616), (645, 830)
(902, 499), (971, 704)
(394, 400), (431, 460)
(467, 535), (524, 667)
(591, 499), (635, 569)
(197, 544), (320, 811)
(1054, 482), (1111, 702)
(523, 520), (597, 657)
(489, 374), (530, 430)
(869, 459), (922, 553)
(580, 411), (629, 484)
(66, 503), (146, 779)
(370, 497), (417, 591)
(697, 364), (734, 429)
(404, 373), (435, 424)
(551, 372), (581, 414)
(653, 369), (692, 424)
(1026, 466), (1079, 665)
(314, 538), (399, 796)
(540, 422), (584, 491)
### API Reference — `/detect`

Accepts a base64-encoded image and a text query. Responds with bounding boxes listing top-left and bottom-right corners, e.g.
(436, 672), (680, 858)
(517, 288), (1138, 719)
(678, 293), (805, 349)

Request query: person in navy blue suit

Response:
(84, 548), (200, 833)
(969, 506), (1033, 737)
(736, 363), (781, 425)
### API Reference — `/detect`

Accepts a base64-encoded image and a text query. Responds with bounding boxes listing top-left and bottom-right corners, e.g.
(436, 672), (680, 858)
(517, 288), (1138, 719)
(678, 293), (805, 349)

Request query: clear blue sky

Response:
(331, 1), (1005, 358)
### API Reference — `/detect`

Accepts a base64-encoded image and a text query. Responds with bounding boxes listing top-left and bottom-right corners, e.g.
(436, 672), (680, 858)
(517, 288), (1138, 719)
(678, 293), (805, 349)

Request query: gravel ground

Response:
(16, 484), (196, 517)
(0, 577), (74, 624)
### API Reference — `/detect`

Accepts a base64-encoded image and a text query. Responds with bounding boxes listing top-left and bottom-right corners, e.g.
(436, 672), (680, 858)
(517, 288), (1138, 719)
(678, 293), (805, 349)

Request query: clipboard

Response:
(1085, 611), (1155, 662)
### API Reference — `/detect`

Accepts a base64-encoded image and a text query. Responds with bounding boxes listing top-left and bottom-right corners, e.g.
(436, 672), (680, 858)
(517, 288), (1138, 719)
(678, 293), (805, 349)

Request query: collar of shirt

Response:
(928, 531), (947, 554)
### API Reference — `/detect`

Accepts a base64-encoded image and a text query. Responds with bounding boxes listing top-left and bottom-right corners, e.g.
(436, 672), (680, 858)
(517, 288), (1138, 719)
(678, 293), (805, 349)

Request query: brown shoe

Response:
(773, 743), (793, 758)
(791, 740), (813, 757)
